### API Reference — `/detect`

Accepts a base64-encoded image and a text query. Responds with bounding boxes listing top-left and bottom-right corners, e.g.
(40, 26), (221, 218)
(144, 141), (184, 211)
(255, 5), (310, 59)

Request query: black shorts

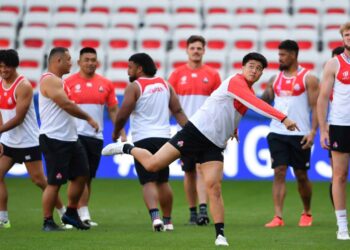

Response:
(133, 137), (170, 185)
(168, 122), (224, 164)
(2, 143), (41, 164)
(78, 135), (103, 178)
(329, 125), (350, 153)
(180, 155), (197, 172)
(267, 133), (311, 170)
(39, 134), (89, 185)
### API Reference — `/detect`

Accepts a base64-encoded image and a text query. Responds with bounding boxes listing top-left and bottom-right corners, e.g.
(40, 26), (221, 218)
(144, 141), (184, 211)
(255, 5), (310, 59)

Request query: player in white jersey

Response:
(39, 47), (99, 231)
(0, 49), (70, 229)
(317, 22), (350, 240)
(110, 53), (187, 231)
(168, 35), (221, 225)
(65, 47), (126, 227)
(261, 40), (319, 228)
(102, 52), (299, 246)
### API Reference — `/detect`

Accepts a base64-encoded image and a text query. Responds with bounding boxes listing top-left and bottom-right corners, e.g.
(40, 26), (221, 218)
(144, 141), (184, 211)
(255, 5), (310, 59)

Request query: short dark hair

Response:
(242, 52), (268, 69)
(48, 47), (68, 61)
(0, 49), (19, 67)
(187, 35), (206, 47)
(128, 53), (157, 77)
(278, 40), (299, 57)
(332, 46), (344, 57)
(80, 47), (97, 56)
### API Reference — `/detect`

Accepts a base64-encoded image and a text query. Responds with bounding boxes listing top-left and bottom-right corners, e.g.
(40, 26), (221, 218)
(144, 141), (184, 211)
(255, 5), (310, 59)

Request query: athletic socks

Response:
(123, 144), (135, 154)
(56, 206), (66, 219)
(335, 210), (348, 232)
(163, 216), (172, 225)
(0, 211), (8, 222)
(199, 203), (208, 214)
(78, 206), (91, 221)
(149, 208), (160, 221)
(215, 223), (225, 237)
(190, 207), (197, 217)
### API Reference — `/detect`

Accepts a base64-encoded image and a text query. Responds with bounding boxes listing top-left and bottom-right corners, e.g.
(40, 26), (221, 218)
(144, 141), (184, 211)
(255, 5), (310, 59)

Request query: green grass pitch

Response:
(0, 179), (349, 250)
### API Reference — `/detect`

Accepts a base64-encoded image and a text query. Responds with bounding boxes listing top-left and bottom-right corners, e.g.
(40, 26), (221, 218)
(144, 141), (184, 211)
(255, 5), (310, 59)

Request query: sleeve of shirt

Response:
(227, 77), (286, 122)
(168, 71), (178, 91)
(106, 80), (118, 107)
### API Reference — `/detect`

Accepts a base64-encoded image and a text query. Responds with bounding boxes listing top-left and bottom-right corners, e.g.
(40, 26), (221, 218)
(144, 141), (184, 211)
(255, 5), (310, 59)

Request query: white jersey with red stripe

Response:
(39, 72), (77, 141)
(65, 72), (118, 140)
(270, 67), (311, 135)
(329, 53), (350, 125)
(0, 75), (39, 148)
(130, 77), (171, 142)
(190, 74), (286, 148)
(168, 64), (221, 127)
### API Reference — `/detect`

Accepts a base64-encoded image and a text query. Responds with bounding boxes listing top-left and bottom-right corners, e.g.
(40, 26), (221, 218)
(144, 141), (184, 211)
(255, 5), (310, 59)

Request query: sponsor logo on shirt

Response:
(191, 73), (197, 78)
(25, 155), (31, 160)
(333, 141), (338, 148)
(56, 173), (63, 180)
(86, 82), (93, 87)
(203, 77), (209, 83)
(177, 140), (184, 147)
(180, 76), (187, 85)
(7, 98), (12, 105)
(343, 71), (349, 80)
(98, 86), (104, 92)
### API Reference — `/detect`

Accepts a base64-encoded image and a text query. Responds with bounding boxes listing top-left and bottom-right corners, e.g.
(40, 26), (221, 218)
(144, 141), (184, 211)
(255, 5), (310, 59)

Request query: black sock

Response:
(199, 203), (207, 214)
(163, 216), (171, 225)
(65, 207), (78, 216)
(44, 216), (54, 222)
(190, 206), (197, 217)
(149, 208), (160, 221)
(329, 182), (334, 208)
(123, 143), (135, 154)
(215, 223), (225, 237)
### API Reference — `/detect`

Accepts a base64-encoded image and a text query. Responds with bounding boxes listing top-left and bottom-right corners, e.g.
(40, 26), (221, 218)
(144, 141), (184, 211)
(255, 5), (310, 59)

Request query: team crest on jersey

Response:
(7, 98), (13, 105)
(286, 79), (291, 84)
(98, 86), (104, 92)
(56, 173), (63, 180)
(333, 141), (338, 148)
(177, 140), (184, 147)
(202, 77), (209, 83)
(180, 76), (187, 85)
(294, 84), (300, 91)
(86, 82), (93, 87)
(75, 84), (81, 90)
(25, 155), (31, 160)
(4, 92), (7, 96)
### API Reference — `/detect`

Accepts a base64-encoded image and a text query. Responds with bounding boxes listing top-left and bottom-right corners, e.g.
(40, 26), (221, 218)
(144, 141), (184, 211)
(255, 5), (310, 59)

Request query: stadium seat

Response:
(142, 0), (171, 15)
(298, 51), (321, 73)
(143, 13), (172, 31)
(110, 13), (140, 30)
(0, 0), (24, 16)
(261, 14), (291, 30)
(18, 27), (48, 50)
(202, 0), (233, 16)
(322, 30), (344, 50)
(142, 50), (167, 76)
(260, 50), (280, 70)
(105, 69), (129, 94)
(293, 0), (321, 15)
(230, 29), (259, 52)
(232, 14), (262, 30)
(205, 14), (234, 30)
(85, 0), (113, 14)
(137, 27), (168, 52)
(226, 50), (248, 76)
(52, 13), (80, 28)
(0, 12), (20, 28)
(203, 50), (227, 79)
(290, 14), (320, 30)
(260, 0), (289, 14)
(321, 14), (349, 30)
(52, 0), (83, 13)
(322, 0), (349, 15)
(202, 29), (230, 51)
(172, 28), (202, 50)
(17, 68), (42, 90)
(105, 28), (135, 50)
(171, 0), (201, 14)
(113, 0), (142, 15)
(173, 13), (202, 29)
(290, 29), (319, 51)
(0, 27), (16, 49)
(17, 48), (45, 71)
(77, 28), (105, 50)
(107, 49), (135, 70)
(22, 13), (52, 28)
(260, 29), (289, 51)
(25, 0), (53, 14)
(79, 13), (109, 29)
(48, 28), (76, 50)
(166, 49), (188, 74)
(232, 0), (260, 15)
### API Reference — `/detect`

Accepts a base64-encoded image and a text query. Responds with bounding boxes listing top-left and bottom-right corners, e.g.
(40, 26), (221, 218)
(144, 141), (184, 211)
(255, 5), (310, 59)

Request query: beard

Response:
(129, 76), (137, 82)
(279, 64), (289, 71)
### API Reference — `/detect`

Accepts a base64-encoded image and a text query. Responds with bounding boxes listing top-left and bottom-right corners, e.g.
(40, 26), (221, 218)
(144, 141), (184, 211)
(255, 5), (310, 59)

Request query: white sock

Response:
(335, 210), (348, 232)
(0, 211), (8, 222)
(78, 206), (91, 221)
(56, 206), (66, 219)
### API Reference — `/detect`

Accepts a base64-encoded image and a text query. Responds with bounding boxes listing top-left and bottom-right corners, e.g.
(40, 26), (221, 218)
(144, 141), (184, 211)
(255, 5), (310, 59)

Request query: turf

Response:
(0, 179), (349, 250)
